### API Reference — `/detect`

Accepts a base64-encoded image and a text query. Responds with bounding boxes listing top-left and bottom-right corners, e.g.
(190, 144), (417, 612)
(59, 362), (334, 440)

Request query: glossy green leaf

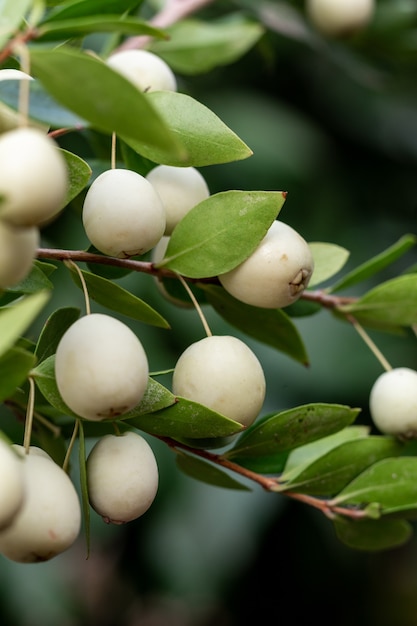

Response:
(60, 149), (92, 207)
(5, 262), (55, 294)
(338, 274), (417, 328)
(118, 377), (176, 418)
(278, 437), (403, 496)
(330, 234), (417, 293)
(0, 291), (50, 358)
(226, 404), (361, 466)
(334, 457), (417, 516)
(0, 347), (36, 402)
(68, 266), (170, 328)
(37, 15), (167, 42)
(204, 284), (309, 364)
(42, 0), (141, 22)
(78, 419), (91, 557)
(0, 0), (32, 49)
(159, 191), (286, 278)
(308, 242), (350, 288)
(35, 307), (81, 362)
(30, 48), (185, 160)
(150, 17), (264, 75)
(176, 452), (251, 490)
(128, 397), (244, 439)
(124, 91), (252, 167)
(333, 517), (412, 552)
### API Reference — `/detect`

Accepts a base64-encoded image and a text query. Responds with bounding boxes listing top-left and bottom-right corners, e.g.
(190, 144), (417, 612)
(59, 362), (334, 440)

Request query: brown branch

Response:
(0, 25), (39, 65)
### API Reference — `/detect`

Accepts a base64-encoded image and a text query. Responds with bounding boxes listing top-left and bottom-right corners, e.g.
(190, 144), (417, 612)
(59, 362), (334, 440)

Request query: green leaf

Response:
(5, 262), (55, 294)
(278, 437), (403, 496)
(330, 234), (417, 293)
(78, 419), (91, 557)
(68, 266), (170, 328)
(308, 242), (350, 288)
(226, 404), (361, 471)
(204, 284), (309, 365)
(333, 457), (417, 516)
(333, 517), (413, 552)
(338, 274), (417, 328)
(0, 0), (32, 49)
(35, 307), (81, 363)
(37, 15), (167, 42)
(0, 291), (50, 358)
(176, 452), (251, 490)
(128, 397), (244, 439)
(0, 347), (36, 402)
(42, 0), (141, 22)
(150, 17), (264, 75)
(159, 191), (286, 278)
(119, 377), (176, 418)
(124, 91), (252, 167)
(30, 48), (185, 160)
(60, 149), (92, 207)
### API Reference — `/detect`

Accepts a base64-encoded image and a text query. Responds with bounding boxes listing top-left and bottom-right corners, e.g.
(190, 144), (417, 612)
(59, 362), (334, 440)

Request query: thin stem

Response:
(33, 410), (61, 438)
(65, 260), (91, 315)
(63, 419), (80, 473)
(177, 273), (212, 337)
(15, 43), (31, 127)
(111, 132), (117, 169)
(23, 377), (36, 452)
(347, 315), (392, 372)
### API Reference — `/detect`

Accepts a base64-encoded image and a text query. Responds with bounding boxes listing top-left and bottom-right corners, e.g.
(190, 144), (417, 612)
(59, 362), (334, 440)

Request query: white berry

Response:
(0, 128), (68, 227)
(106, 49), (177, 92)
(55, 313), (149, 421)
(0, 220), (39, 289)
(87, 431), (159, 524)
(306, 0), (375, 37)
(146, 165), (210, 235)
(0, 452), (81, 562)
(369, 367), (417, 437)
(0, 440), (25, 531)
(172, 335), (266, 427)
(218, 220), (314, 309)
(82, 168), (166, 258)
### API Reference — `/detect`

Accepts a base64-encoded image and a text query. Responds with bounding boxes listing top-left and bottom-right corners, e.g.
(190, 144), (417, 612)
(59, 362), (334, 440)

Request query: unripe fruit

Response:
(82, 168), (166, 258)
(146, 165), (210, 235)
(106, 49), (177, 93)
(0, 453), (81, 562)
(0, 220), (39, 289)
(55, 313), (149, 421)
(218, 220), (314, 309)
(0, 127), (68, 227)
(369, 367), (417, 437)
(0, 440), (25, 531)
(87, 431), (159, 524)
(306, 0), (375, 37)
(172, 335), (266, 427)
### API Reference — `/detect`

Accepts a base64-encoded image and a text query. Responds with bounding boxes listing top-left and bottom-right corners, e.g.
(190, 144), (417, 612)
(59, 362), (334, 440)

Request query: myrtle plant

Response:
(1, 0), (417, 563)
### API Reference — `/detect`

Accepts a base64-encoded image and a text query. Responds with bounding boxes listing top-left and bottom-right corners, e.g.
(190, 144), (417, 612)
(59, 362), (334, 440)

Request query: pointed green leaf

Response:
(176, 451), (251, 490)
(5, 262), (55, 294)
(68, 267), (170, 328)
(124, 91), (252, 166)
(0, 347), (36, 402)
(60, 149), (92, 207)
(35, 306), (81, 362)
(159, 191), (286, 278)
(308, 242), (350, 288)
(279, 437), (403, 496)
(204, 284), (309, 364)
(0, 0), (32, 48)
(30, 48), (185, 160)
(37, 15), (167, 42)
(128, 397), (244, 439)
(330, 234), (417, 293)
(42, 0), (141, 22)
(119, 377), (176, 418)
(0, 291), (50, 358)
(333, 458), (417, 517)
(338, 274), (417, 328)
(333, 517), (413, 552)
(226, 404), (361, 468)
(150, 17), (264, 75)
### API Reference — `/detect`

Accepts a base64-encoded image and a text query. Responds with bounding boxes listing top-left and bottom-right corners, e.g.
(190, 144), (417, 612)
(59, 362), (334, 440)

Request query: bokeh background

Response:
(2, 0), (417, 624)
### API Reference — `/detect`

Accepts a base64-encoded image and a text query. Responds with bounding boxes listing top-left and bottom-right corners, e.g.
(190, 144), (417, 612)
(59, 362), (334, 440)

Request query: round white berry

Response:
(0, 452), (81, 562)
(218, 220), (314, 309)
(172, 335), (266, 427)
(106, 49), (177, 92)
(306, 0), (375, 37)
(0, 220), (39, 289)
(0, 440), (25, 531)
(146, 165), (210, 235)
(0, 127), (68, 227)
(55, 313), (149, 421)
(87, 431), (159, 524)
(82, 168), (166, 258)
(369, 367), (417, 437)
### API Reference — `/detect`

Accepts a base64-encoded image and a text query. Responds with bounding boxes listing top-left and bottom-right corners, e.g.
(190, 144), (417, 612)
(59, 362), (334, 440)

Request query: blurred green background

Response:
(3, 0), (417, 624)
